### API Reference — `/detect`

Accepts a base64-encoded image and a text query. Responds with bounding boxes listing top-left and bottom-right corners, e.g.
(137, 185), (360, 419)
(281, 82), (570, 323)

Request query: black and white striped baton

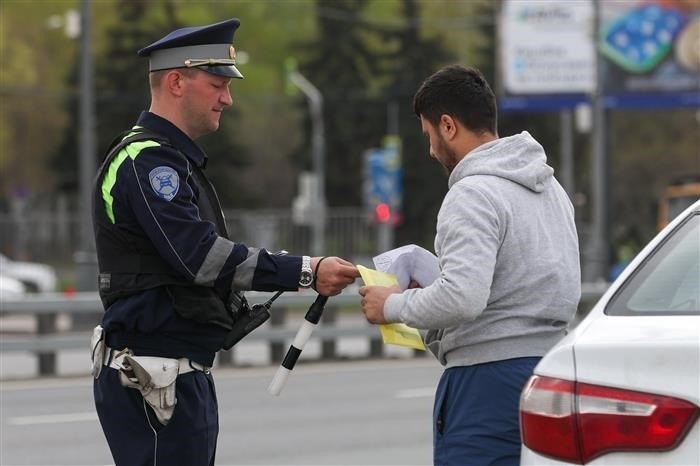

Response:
(268, 294), (328, 396)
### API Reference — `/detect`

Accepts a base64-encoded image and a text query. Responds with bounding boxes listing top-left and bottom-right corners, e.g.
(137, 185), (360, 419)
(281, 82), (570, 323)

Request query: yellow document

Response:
(357, 265), (426, 351)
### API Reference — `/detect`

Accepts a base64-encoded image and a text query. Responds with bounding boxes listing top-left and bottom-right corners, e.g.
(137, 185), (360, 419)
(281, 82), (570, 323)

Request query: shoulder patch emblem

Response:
(149, 166), (179, 201)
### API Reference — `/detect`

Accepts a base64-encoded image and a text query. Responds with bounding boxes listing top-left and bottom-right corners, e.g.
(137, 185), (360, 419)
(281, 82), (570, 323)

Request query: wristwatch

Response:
(299, 255), (314, 288)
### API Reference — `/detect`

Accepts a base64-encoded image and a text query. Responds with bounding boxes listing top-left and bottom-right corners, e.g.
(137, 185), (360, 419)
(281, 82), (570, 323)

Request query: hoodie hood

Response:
(448, 131), (553, 193)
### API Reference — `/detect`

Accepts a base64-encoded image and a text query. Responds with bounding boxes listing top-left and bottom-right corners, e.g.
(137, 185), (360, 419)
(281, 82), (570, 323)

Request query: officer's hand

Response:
(311, 256), (359, 296)
(358, 285), (401, 324)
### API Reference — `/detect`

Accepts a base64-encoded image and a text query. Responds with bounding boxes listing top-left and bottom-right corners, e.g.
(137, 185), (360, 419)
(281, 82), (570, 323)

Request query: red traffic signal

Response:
(375, 203), (391, 223)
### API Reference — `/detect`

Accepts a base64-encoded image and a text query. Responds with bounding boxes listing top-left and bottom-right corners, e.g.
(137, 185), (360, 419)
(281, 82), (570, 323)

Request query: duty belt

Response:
(104, 348), (211, 374)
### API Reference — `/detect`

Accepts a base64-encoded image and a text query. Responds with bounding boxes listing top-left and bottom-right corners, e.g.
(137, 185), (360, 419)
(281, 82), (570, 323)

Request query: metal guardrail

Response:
(0, 290), (358, 314)
(0, 290), (371, 350)
(0, 291), (379, 376)
(1, 284), (609, 377)
(0, 284), (610, 315)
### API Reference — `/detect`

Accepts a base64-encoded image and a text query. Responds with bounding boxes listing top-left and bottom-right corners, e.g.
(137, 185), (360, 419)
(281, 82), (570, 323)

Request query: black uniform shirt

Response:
(100, 111), (302, 364)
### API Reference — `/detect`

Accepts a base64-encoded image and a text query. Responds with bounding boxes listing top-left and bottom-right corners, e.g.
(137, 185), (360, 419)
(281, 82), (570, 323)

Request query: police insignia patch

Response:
(149, 166), (179, 201)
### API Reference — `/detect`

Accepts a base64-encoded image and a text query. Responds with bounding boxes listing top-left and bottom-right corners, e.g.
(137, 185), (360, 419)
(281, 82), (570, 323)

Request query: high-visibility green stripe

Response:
(101, 139), (161, 223)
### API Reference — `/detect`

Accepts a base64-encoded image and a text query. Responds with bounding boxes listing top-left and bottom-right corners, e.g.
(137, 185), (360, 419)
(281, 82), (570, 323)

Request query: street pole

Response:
(77, 0), (97, 291)
(378, 102), (400, 254)
(287, 70), (326, 256)
(559, 109), (574, 199)
(585, 0), (609, 282)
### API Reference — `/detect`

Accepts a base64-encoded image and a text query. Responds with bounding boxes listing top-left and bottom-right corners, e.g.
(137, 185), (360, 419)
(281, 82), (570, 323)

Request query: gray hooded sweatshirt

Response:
(384, 131), (581, 368)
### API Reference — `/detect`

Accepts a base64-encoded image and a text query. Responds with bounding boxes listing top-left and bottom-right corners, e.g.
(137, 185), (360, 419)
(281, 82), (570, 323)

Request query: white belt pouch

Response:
(118, 355), (180, 425)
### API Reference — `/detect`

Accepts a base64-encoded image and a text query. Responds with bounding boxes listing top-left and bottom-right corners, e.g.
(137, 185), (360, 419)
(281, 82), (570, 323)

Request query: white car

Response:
(0, 274), (26, 299)
(520, 199), (699, 466)
(0, 253), (57, 293)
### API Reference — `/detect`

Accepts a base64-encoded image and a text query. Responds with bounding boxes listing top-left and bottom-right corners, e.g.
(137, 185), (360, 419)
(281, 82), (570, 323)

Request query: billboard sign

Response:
(500, 0), (594, 95)
(499, 0), (700, 110)
(599, 0), (700, 107)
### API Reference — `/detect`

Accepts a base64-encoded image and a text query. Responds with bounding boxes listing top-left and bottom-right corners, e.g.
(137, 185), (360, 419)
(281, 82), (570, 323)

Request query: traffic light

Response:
(363, 136), (402, 226)
(375, 203), (391, 223)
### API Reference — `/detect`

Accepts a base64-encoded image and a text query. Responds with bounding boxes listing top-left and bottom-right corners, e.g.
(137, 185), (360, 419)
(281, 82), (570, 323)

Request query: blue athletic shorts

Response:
(433, 357), (540, 466)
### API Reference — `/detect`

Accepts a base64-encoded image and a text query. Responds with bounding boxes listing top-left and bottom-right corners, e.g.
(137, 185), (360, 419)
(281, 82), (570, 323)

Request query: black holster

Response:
(222, 300), (271, 350)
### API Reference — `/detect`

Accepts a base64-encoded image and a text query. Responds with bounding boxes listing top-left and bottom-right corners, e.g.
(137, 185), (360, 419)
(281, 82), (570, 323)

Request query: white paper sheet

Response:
(372, 244), (440, 290)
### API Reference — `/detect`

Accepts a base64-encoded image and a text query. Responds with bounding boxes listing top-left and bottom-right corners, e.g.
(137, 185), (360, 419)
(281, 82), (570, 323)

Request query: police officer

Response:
(92, 18), (359, 466)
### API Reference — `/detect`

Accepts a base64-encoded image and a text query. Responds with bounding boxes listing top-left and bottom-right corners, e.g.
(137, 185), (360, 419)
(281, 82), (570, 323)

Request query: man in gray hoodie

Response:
(359, 65), (580, 466)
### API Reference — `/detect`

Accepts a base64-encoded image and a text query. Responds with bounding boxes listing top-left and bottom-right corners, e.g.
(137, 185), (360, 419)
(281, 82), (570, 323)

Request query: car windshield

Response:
(607, 213), (699, 315)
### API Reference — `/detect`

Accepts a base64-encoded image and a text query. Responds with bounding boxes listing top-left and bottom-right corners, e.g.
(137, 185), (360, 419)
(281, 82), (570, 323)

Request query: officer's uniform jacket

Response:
(94, 111), (301, 366)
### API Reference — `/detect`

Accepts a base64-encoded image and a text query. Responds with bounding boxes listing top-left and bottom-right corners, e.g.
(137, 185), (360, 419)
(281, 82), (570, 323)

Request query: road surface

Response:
(1, 358), (442, 465)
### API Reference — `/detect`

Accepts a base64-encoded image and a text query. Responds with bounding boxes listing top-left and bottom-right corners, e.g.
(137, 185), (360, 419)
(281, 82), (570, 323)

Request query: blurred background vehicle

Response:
(520, 199), (700, 465)
(0, 274), (26, 299)
(0, 253), (57, 293)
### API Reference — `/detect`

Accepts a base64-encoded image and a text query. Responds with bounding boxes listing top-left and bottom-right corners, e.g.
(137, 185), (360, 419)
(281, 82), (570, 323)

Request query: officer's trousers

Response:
(94, 366), (218, 466)
(433, 357), (540, 466)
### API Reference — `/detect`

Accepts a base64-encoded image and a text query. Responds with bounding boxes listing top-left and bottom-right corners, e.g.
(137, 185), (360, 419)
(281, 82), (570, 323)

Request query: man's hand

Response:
(358, 285), (401, 324)
(311, 256), (360, 296)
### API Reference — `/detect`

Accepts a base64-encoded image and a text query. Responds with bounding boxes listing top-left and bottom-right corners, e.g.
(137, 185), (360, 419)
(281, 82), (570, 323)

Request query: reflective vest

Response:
(93, 129), (239, 330)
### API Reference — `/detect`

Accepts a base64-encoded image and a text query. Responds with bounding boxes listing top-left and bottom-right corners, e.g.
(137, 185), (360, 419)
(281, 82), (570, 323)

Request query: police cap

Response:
(138, 18), (243, 79)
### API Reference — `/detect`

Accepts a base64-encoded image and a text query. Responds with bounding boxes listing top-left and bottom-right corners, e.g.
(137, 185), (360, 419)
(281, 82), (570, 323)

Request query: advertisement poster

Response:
(500, 0), (594, 95)
(600, 0), (700, 101)
(499, 0), (700, 109)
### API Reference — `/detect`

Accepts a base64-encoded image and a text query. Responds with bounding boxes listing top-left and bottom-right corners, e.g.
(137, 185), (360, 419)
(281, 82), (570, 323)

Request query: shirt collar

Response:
(135, 111), (208, 168)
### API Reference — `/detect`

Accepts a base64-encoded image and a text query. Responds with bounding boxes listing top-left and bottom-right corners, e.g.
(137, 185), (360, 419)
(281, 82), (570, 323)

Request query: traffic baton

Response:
(268, 294), (328, 396)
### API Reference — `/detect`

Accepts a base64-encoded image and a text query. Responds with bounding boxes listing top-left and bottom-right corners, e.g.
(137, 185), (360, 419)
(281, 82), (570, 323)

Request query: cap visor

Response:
(203, 64), (244, 79)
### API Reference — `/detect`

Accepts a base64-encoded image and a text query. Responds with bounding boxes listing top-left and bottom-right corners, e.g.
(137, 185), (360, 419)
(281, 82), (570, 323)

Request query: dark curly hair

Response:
(413, 65), (497, 135)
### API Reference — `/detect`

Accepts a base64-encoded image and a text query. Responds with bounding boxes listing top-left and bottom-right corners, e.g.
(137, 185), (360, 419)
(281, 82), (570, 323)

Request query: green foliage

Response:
(383, 0), (455, 249)
(292, 0), (388, 208)
(202, 0), (317, 208)
(610, 108), (700, 244)
(0, 0), (78, 198)
(95, 0), (168, 146)
(49, 0), (181, 193)
(1, 0), (697, 251)
(291, 0), (457, 250)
